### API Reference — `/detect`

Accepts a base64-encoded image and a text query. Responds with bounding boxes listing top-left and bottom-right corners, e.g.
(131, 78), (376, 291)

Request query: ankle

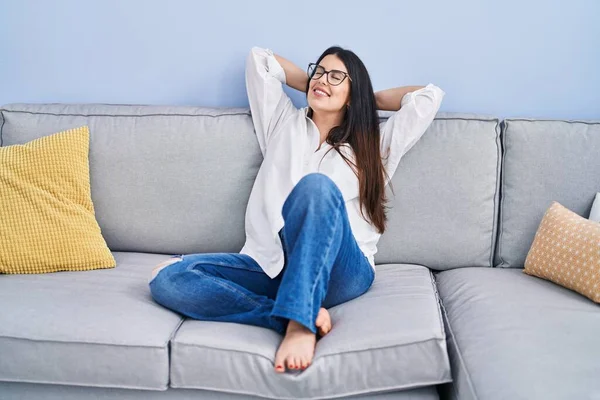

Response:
(286, 320), (311, 334)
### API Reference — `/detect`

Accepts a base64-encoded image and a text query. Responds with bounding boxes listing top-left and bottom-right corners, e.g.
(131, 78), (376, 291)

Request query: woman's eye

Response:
(331, 72), (343, 82)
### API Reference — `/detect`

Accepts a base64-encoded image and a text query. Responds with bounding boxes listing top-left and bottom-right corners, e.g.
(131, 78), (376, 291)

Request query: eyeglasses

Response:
(307, 63), (352, 86)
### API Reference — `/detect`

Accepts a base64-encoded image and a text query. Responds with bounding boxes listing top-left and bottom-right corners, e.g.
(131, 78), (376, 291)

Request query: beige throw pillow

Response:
(524, 201), (600, 303)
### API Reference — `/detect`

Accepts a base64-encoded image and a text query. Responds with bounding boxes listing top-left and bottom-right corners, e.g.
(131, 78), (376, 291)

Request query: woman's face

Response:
(307, 54), (351, 115)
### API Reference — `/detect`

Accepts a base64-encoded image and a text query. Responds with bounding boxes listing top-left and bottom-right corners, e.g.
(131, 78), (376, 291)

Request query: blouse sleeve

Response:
(379, 83), (445, 185)
(245, 47), (297, 156)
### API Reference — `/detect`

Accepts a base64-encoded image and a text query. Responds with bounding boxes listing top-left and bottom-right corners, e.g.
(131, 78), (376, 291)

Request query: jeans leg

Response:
(271, 173), (375, 334)
(149, 253), (287, 335)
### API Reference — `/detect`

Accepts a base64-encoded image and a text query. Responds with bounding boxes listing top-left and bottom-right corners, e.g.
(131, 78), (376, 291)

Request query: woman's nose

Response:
(318, 74), (329, 85)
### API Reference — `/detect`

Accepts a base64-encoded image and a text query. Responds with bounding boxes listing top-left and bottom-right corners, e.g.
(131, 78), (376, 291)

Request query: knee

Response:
(292, 173), (342, 201)
(283, 174), (343, 217)
(148, 261), (200, 312)
(149, 257), (183, 284)
(148, 260), (186, 297)
(149, 259), (218, 294)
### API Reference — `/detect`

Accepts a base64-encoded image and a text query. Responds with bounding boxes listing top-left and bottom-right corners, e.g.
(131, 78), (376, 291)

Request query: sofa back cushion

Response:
(1, 105), (501, 269)
(1, 104), (260, 255)
(376, 113), (501, 269)
(495, 119), (600, 268)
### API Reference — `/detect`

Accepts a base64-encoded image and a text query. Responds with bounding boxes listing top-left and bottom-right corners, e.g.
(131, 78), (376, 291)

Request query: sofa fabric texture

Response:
(589, 192), (600, 222)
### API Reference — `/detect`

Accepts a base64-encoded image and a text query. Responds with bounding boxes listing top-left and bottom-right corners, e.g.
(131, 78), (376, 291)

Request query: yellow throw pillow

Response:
(524, 201), (600, 303)
(0, 126), (116, 274)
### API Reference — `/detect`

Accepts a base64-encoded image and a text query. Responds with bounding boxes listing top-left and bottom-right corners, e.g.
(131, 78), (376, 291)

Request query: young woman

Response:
(148, 46), (444, 373)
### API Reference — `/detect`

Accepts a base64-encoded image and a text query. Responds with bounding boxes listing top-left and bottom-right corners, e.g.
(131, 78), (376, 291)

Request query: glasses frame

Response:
(307, 63), (352, 86)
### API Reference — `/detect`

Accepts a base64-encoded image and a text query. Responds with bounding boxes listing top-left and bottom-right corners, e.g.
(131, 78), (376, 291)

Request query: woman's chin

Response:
(308, 100), (331, 114)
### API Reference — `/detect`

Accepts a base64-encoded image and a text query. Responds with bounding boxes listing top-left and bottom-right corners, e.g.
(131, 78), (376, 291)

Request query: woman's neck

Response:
(311, 110), (344, 149)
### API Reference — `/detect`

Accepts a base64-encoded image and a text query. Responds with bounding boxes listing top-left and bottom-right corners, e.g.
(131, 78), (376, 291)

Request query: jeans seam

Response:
(193, 270), (264, 309)
(309, 196), (343, 320)
(186, 255), (263, 273)
(210, 262), (263, 273)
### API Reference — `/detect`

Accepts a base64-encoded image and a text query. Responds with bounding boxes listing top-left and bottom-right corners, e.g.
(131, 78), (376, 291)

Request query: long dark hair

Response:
(306, 46), (390, 234)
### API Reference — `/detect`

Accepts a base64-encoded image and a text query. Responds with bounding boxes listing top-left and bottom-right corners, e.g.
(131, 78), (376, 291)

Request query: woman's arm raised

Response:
(274, 54), (309, 93)
(374, 86), (425, 111)
(379, 84), (445, 185)
(246, 47), (297, 156)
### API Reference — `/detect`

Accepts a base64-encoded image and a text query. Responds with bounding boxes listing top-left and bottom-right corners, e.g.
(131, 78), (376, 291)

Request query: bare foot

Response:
(274, 320), (316, 373)
(273, 308), (332, 373)
(315, 307), (332, 337)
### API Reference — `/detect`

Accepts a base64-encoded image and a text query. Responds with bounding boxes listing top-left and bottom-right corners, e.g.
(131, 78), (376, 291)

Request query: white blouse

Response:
(239, 47), (445, 279)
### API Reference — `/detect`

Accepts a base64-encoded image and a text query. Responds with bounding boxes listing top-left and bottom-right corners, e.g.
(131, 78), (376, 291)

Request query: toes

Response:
(318, 322), (331, 337)
(316, 315), (325, 327)
(316, 308), (331, 333)
(303, 358), (312, 370)
(316, 308), (327, 326)
(274, 363), (285, 373)
(274, 352), (286, 373)
(286, 356), (295, 370)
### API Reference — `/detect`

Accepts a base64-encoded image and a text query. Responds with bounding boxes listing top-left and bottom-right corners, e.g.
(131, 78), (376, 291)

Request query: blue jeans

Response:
(148, 173), (375, 336)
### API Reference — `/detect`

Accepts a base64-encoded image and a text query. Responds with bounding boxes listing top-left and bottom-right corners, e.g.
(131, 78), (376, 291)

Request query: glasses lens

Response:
(310, 65), (325, 80)
(329, 71), (345, 85)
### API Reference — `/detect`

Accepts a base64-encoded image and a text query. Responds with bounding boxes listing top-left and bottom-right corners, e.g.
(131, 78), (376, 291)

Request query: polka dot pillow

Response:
(524, 201), (600, 303)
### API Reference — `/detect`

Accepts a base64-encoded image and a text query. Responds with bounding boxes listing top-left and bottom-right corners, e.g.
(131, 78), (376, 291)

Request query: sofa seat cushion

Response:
(0, 252), (184, 390)
(169, 264), (450, 400)
(436, 267), (600, 400)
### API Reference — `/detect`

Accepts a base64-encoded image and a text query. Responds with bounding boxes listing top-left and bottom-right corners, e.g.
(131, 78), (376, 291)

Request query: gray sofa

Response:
(0, 104), (598, 400)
